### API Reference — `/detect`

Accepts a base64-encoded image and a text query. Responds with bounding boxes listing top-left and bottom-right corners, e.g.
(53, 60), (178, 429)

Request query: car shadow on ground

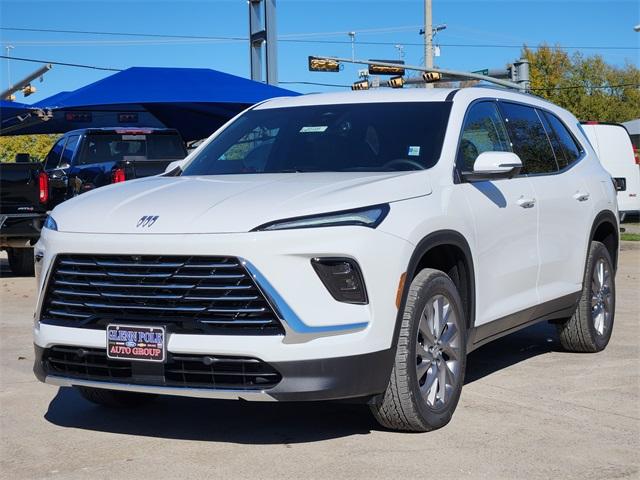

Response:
(44, 321), (561, 443)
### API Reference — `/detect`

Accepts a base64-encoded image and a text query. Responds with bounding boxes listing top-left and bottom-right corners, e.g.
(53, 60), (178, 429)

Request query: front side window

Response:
(44, 138), (66, 170)
(542, 111), (582, 169)
(182, 102), (452, 175)
(499, 102), (558, 175)
(457, 101), (511, 171)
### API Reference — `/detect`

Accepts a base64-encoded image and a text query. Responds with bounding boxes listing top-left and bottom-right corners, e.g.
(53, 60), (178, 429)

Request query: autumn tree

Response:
(0, 134), (60, 163)
(523, 45), (639, 122)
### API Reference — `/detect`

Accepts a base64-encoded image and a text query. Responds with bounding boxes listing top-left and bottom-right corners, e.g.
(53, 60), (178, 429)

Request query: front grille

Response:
(42, 346), (282, 390)
(40, 254), (283, 334)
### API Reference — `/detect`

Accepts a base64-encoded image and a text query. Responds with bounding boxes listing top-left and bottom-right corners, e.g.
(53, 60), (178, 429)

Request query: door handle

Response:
(573, 192), (590, 202)
(517, 197), (536, 209)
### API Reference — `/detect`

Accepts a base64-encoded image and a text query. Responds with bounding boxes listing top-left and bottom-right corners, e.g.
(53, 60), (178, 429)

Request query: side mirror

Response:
(461, 152), (522, 182)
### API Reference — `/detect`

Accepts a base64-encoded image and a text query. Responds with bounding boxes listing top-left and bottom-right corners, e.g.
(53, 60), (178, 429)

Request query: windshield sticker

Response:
(300, 126), (328, 133)
(122, 135), (146, 140)
(408, 146), (421, 157)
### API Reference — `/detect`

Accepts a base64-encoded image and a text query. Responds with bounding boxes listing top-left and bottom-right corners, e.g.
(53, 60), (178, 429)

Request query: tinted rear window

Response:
(499, 102), (558, 174)
(183, 102), (452, 175)
(77, 133), (186, 165)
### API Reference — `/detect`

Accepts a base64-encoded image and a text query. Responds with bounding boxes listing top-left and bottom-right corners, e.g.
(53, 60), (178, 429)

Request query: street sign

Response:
(472, 69), (489, 76)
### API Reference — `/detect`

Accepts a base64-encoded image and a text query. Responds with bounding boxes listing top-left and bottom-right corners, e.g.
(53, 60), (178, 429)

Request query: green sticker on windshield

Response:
(408, 146), (421, 156)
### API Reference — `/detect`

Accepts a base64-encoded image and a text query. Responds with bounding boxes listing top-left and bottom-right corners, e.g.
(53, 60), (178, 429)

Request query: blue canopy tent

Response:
(1, 67), (298, 140)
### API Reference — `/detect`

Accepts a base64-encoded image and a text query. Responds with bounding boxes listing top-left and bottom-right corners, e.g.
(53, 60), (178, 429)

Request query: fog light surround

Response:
(311, 257), (368, 305)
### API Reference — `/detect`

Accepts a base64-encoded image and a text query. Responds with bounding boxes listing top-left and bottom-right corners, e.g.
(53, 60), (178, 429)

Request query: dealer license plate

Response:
(106, 324), (166, 363)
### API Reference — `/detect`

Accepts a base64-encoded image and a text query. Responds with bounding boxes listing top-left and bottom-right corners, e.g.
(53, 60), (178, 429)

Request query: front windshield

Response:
(182, 102), (452, 175)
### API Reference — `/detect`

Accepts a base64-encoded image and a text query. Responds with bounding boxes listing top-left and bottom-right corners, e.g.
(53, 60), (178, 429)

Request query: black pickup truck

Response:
(43, 128), (187, 204)
(1, 128), (187, 276)
(0, 159), (49, 275)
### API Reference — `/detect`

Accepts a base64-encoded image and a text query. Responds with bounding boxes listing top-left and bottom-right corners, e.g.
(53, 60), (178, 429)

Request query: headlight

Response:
(252, 204), (390, 231)
(43, 215), (58, 231)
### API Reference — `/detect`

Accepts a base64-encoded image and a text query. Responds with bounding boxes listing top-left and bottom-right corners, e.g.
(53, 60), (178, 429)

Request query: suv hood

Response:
(52, 172), (432, 234)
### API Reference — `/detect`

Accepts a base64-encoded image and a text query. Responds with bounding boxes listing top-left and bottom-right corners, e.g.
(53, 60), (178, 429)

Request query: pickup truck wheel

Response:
(7, 247), (35, 276)
(77, 386), (157, 408)
(557, 241), (615, 353)
(370, 268), (467, 432)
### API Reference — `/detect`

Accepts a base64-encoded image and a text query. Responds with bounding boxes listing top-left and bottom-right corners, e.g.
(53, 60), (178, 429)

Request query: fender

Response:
(391, 230), (475, 350)
(588, 210), (619, 272)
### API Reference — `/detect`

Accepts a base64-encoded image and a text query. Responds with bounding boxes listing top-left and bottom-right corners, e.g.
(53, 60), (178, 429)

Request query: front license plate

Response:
(107, 324), (166, 363)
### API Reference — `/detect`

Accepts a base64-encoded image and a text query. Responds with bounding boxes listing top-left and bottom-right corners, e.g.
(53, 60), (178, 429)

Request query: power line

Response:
(1, 26), (638, 50)
(0, 54), (122, 71)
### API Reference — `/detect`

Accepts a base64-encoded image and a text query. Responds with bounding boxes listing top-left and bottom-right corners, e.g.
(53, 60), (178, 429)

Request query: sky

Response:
(0, 0), (638, 103)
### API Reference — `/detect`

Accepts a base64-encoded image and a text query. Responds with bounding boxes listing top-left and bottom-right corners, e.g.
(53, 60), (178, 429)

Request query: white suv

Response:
(33, 87), (619, 432)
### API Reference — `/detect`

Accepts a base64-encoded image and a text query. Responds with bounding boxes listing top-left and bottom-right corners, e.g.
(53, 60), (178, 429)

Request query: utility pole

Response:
(248, 0), (278, 85)
(424, 0), (433, 87)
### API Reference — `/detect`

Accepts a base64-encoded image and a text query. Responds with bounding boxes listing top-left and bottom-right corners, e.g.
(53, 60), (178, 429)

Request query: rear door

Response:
(498, 102), (590, 303)
(457, 101), (539, 326)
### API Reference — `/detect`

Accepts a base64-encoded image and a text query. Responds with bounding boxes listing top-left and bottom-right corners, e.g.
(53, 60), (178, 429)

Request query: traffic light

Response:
(308, 56), (340, 72)
(422, 71), (442, 83)
(22, 84), (36, 97)
(368, 60), (405, 76)
(387, 76), (404, 88)
(351, 80), (370, 91)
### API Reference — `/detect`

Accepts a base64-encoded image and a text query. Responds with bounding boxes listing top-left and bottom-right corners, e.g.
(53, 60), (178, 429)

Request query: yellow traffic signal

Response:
(22, 84), (37, 97)
(308, 56), (340, 72)
(368, 60), (405, 76)
(351, 80), (370, 91)
(387, 76), (404, 88)
(422, 72), (442, 83)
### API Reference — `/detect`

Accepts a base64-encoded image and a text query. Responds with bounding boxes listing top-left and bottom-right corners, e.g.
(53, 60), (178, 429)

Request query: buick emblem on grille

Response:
(136, 215), (159, 228)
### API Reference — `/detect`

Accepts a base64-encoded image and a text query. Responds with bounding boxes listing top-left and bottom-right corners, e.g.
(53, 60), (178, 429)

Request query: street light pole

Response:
(5, 45), (14, 88)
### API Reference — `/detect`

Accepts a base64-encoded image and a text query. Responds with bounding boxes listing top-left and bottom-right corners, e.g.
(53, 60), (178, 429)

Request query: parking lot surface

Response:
(1, 245), (639, 480)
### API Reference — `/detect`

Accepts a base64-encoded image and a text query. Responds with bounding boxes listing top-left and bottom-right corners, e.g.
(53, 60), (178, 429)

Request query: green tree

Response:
(0, 134), (61, 163)
(523, 45), (640, 123)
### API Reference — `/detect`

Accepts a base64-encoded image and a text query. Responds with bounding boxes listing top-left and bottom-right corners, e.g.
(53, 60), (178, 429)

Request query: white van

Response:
(581, 122), (640, 220)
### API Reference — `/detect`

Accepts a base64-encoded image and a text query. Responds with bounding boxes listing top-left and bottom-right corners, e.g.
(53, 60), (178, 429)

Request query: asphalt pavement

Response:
(1, 245), (638, 479)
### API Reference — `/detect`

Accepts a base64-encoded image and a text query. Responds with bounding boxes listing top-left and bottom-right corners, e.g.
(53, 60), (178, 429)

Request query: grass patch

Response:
(621, 233), (640, 241)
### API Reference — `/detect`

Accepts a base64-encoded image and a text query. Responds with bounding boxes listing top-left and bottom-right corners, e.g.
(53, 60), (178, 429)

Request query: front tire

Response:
(7, 247), (35, 276)
(77, 386), (157, 408)
(557, 241), (615, 353)
(370, 268), (467, 432)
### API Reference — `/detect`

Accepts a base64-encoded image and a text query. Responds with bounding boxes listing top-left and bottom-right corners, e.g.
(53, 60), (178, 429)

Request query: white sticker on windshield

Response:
(300, 126), (328, 133)
(408, 146), (421, 156)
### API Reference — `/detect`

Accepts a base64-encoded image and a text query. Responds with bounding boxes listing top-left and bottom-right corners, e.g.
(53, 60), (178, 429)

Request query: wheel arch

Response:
(392, 230), (476, 348)
(589, 210), (619, 272)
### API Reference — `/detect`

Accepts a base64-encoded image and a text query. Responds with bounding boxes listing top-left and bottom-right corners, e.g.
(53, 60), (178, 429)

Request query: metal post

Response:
(348, 32), (356, 62)
(424, 0), (433, 88)
(5, 45), (14, 89)
(249, 0), (278, 85)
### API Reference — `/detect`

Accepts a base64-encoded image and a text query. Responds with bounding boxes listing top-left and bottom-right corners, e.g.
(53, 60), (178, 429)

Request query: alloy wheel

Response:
(416, 294), (462, 409)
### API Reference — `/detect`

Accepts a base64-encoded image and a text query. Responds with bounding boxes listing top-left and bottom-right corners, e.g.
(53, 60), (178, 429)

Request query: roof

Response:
(2, 67), (299, 140)
(256, 88), (458, 109)
(36, 67), (296, 109)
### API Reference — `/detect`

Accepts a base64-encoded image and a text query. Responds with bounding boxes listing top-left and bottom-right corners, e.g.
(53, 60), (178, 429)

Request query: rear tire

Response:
(7, 247), (34, 276)
(77, 386), (157, 408)
(370, 268), (467, 432)
(557, 241), (615, 353)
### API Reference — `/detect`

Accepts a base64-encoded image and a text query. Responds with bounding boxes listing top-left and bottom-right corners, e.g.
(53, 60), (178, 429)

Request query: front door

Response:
(457, 101), (539, 326)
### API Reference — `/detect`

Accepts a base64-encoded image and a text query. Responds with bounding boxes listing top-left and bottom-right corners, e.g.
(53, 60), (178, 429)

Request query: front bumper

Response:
(33, 226), (414, 401)
(34, 344), (394, 401)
